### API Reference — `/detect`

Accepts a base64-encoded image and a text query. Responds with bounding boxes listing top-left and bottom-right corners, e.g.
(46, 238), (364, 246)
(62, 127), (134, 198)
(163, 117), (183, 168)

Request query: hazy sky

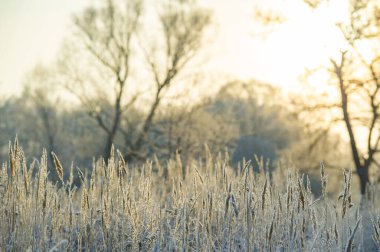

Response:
(0, 0), (93, 95)
(0, 0), (346, 96)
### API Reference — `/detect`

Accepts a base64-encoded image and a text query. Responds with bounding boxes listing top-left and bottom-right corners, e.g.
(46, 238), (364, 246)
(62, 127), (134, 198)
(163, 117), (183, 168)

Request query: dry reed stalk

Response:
(230, 194), (239, 218)
(339, 169), (353, 218)
(372, 215), (380, 248)
(320, 161), (328, 198)
(344, 217), (361, 252)
(266, 218), (274, 250)
(194, 167), (204, 184)
(261, 178), (267, 211)
(21, 149), (30, 196)
(9, 138), (20, 179)
(68, 161), (74, 188)
(246, 191), (252, 252)
(208, 192), (212, 224)
(297, 177), (305, 211)
(110, 144), (115, 163)
(77, 167), (85, 183)
(334, 222), (339, 244)
(9, 142), (15, 178)
(51, 152), (63, 182)
(117, 150), (127, 175)
(81, 187), (89, 226)
(225, 190), (231, 219)
(48, 239), (68, 252)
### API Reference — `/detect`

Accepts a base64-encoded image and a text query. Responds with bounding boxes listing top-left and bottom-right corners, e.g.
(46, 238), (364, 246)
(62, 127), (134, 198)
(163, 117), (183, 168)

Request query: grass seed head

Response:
(51, 152), (63, 181)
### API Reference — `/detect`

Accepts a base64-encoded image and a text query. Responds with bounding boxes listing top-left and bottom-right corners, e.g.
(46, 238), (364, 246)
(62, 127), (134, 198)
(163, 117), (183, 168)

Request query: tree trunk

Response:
(104, 129), (117, 162)
(104, 96), (122, 162)
(125, 95), (161, 161)
(333, 54), (368, 195)
(40, 105), (59, 182)
(358, 166), (369, 195)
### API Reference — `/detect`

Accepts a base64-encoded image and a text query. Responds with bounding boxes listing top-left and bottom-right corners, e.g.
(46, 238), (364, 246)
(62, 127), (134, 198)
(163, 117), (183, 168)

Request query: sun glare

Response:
(251, 0), (349, 92)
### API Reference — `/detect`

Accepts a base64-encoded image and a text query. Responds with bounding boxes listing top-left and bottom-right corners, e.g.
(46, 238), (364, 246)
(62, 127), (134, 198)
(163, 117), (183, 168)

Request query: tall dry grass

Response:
(0, 140), (379, 251)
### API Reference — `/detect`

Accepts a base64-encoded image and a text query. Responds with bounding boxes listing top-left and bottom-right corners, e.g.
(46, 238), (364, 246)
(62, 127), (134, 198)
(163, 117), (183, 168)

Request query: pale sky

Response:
(0, 0), (90, 96)
(0, 0), (347, 97)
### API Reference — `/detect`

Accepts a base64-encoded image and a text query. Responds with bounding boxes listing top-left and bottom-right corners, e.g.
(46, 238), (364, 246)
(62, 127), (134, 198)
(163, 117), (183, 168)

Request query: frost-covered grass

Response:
(1, 140), (380, 251)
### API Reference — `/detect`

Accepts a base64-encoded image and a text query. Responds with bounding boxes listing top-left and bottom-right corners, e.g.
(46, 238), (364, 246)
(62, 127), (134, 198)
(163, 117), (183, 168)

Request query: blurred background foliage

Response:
(0, 78), (350, 194)
(1, 0), (380, 196)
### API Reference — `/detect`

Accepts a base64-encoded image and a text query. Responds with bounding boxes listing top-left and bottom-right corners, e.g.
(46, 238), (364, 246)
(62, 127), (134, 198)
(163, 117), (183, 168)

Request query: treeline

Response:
(0, 80), (348, 187)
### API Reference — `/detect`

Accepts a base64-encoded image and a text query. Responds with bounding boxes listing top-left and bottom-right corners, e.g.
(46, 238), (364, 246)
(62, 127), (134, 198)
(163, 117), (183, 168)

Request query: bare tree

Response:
(58, 0), (143, 162)
(256, 0), (380, 194)
(321, 0), (380, 195)
(123, 0), (211, 160)
(294, 0), (380, 195)
(59, 0), (210, 162)
(22, 65), (62, 181)
(331, 1), (380, 195)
